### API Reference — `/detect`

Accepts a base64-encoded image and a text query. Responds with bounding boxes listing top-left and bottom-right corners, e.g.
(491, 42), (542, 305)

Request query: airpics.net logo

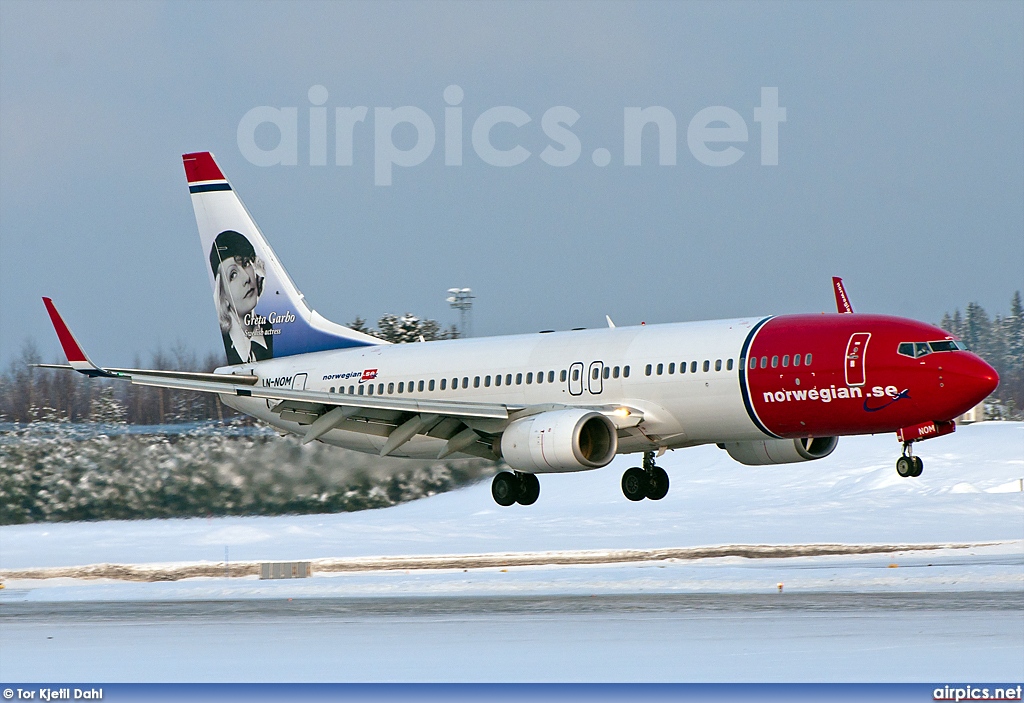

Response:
(237, 85), (787, 186)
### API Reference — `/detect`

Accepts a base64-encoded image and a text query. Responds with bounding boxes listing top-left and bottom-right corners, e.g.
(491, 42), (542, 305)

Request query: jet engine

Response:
(499, 408), (618, 473)
(721, 436), (838, 466)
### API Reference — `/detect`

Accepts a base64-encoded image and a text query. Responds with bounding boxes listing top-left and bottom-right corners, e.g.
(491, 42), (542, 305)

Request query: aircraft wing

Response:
(38, 298), (642, 460)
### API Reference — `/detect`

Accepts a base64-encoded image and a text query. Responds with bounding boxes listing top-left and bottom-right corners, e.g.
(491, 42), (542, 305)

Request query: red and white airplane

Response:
(40, 152), (999, 506)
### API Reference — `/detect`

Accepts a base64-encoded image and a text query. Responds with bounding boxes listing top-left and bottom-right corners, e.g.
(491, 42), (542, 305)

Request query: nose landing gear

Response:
(622, 451), (670, 501)
(896, 443), (924, 478)
(491, 470), (541, 506)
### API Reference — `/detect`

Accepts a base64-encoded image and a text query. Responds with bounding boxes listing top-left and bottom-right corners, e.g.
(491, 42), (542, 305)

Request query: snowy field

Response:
(1, 421), (1022, 681)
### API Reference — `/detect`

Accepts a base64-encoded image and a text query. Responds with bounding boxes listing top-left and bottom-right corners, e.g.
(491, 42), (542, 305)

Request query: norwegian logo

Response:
(360, 369), (378, 383)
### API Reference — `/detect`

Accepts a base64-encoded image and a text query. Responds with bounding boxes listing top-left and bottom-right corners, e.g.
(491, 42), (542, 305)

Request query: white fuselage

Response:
(222, 317), (772, 462)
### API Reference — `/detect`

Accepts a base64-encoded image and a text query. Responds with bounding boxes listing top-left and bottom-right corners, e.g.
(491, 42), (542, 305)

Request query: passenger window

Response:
(378, 383), (384, 395)
(536, 372), (543, 384)
(668, 363), (675, 374)
(623, 365), (630, 378)
(495, 374), (502, 386)
(485, 375), (491, 387)
(571, 369), (579, 381)
(388, 383), (394, 394)
(645, 364), (652, 376)
(612, 366), (620, 378)
(703, 360), (710, 372)
(463, 377), (469, 389)
(691, 361), (697, 373)
(793, 354), (801, 367)
(427, 380), (433, 391)
(760, 356), (768, 369)
(748, 357), (756, 370)
(506, 374), (513, 385)
(681, 362), (687, 374)
(727, 359), (734, 371)
(548, 371), (555, 383)
(526, 372), (533, 384)
(397, 382), (403, 393)
(349, 386), (355, 394)
(330, 387), (335, 393)
(474, 376), (480, 388)
(359, 385), (365, 395)
(771, 356), (778, 368)
(603, 367), (610, 379)
(419, 380), (425, 392)
(656, 363), (663, 375)
(367, 384), (374, 395)
(804, 354), (812, 366)
(782, 355), (789, 368)
(560, 370), (567, 382)
(440, 378), (447, 390)
(715, 359), (722, 371)
(516, 373), (523, 385)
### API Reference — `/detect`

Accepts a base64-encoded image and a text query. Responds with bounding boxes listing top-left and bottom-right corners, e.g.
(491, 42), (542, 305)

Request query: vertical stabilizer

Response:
(182, 152), (382, 365)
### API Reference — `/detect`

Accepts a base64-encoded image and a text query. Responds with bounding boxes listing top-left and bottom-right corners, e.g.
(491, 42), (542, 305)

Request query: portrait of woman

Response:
(209, 230), (274, 364)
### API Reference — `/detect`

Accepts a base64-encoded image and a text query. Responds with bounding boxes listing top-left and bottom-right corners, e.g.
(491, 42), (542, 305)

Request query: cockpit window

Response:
(898, 342), (932, 359)
(899, 340), (964, 358)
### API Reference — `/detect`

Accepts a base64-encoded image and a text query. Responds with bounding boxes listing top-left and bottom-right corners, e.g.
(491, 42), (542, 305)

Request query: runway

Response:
(3, 592), (1022, 682)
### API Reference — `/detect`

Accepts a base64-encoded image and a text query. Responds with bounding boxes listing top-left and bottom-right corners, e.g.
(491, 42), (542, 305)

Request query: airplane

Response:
(38, 151), (999, 507)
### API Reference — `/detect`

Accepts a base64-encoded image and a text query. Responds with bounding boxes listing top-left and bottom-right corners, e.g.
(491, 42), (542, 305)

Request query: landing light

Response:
(613, 408), (631, 417)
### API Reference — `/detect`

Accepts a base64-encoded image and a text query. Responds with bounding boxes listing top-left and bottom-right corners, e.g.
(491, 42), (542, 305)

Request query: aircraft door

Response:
(568, 362), (584, 396)
(291, 373), (308, 390)
(588, 361), (604, 395)
(844, 333), (870, 387)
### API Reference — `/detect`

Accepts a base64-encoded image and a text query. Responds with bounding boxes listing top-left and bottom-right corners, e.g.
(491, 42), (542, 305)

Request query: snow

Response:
(1, 422), (1021, 601)
(1, 422), (1022, 682)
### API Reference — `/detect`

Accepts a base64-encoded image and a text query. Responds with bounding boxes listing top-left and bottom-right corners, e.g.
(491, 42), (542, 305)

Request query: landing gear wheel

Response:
(491, 471), (518, 506)
(516, 473), (540, 506)
(622, 467), (647, 501)
(646, 467), (670, 501)
(896, 456), (913, 478)
(910, 456), (924, 477)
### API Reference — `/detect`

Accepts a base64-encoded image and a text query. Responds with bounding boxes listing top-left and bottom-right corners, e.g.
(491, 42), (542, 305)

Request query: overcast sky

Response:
(1, 0), (1021, 368)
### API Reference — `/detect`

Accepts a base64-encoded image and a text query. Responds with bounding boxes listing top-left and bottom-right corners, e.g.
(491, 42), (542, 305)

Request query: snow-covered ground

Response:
(1, 422), (1022, 682)
(1, 421), (1021, 599)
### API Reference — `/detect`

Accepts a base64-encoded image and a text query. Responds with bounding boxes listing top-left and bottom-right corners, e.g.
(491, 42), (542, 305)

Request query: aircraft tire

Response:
(646, 467), (670, 500)
(896, 456), (913, 478)
(492, 471), (519, 506)
(622, 467), (647, 501)
(910, 456), (924, 477)
(516, 473), (540, 505)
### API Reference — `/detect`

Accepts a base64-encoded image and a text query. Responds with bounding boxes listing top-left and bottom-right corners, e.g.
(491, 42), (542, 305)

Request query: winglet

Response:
(41, 298), (106, 375)
(832, 277), (854, 314)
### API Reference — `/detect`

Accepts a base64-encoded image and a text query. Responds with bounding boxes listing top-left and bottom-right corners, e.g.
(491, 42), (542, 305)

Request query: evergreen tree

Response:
(1007, 291), (1023, 373)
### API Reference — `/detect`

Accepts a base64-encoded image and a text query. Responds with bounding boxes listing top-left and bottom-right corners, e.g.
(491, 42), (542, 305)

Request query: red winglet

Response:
(832, 277), (854, 314)
(182, 152), (224, 183)
(42, 297), (90, 365)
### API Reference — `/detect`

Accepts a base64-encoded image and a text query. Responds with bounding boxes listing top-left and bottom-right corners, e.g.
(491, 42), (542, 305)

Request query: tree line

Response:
(940, 291), (1023, 416)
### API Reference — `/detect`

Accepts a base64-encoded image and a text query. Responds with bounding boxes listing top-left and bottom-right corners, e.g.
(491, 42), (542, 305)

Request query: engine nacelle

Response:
(722, 436), (838, 466)
(500, 409), (618, 473)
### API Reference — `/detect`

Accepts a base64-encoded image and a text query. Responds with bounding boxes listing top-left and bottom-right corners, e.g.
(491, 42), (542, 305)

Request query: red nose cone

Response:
(956, 353), (999, 408)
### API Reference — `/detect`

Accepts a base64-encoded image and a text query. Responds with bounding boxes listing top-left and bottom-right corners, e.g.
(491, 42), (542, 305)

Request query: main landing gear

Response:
(491, 471), (541, 506)
(896, 443), (924, 478)
(621, 451), (670, 502)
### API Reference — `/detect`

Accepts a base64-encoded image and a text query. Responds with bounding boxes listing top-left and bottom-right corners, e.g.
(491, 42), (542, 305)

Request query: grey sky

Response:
(1, 1), (1021, 368)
